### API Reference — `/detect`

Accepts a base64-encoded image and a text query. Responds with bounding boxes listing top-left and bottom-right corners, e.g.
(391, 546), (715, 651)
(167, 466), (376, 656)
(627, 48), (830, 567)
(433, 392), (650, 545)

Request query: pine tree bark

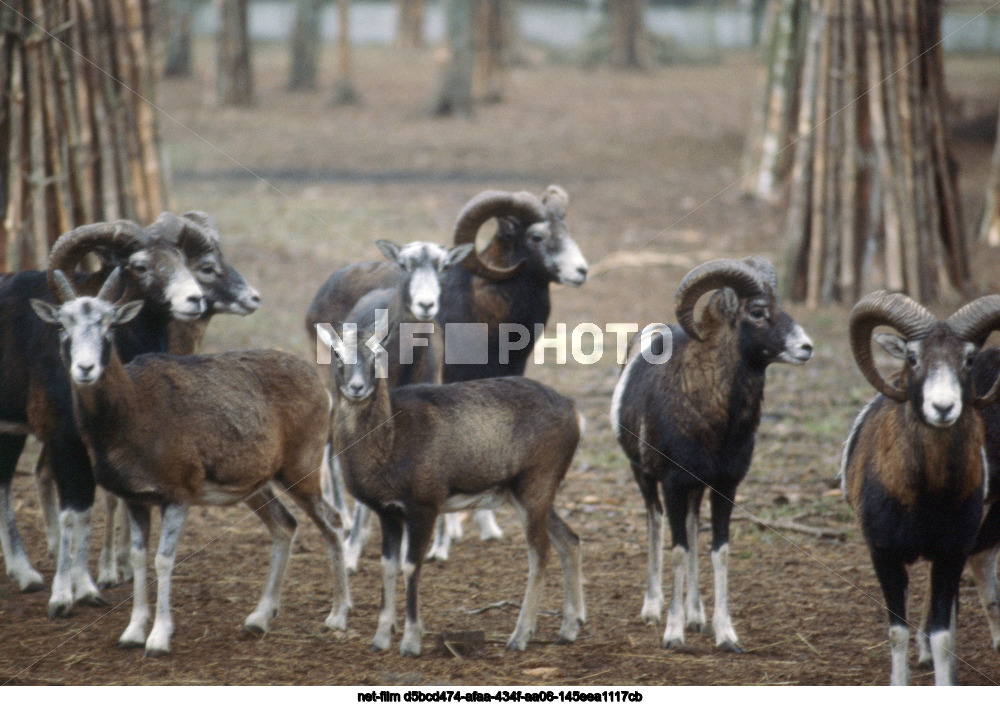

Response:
(0, 0), (168, 271)
(474, 0), (511, 103)
(216, 0), (254, 106)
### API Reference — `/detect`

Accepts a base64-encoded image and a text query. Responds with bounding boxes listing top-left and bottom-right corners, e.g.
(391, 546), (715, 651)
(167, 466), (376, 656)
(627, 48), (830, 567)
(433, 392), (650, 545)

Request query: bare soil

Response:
(2, 44), (999, 686)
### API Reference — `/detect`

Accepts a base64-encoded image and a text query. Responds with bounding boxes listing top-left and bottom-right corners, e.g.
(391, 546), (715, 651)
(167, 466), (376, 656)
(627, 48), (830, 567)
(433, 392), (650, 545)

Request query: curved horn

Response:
(146, 211), (216, 254)
(674, 258), (768, 342)
(946, 294), (1000, 407)
(452, 190), (547, 283)
(742, 255), (778, 292)
(50, 269), (77, 304)
(849, 291), (937, 403)
(46, 220), (145, 294)
(180, 211), (221, 245)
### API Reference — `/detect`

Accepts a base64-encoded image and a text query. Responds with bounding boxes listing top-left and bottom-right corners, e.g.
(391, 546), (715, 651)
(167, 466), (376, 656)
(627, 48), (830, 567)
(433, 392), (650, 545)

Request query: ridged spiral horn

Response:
(945, 294), (1000, 407)
(674, 258), (769, 342)
(452, 190), (547, 283)
(46, 220), (145, 302)
(849, 291), (937, 403)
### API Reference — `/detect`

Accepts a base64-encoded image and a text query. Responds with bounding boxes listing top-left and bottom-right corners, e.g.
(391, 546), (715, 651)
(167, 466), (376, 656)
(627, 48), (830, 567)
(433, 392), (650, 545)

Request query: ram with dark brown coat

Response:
(841, 291), (1000, 685)
(611, 257), (813, 653)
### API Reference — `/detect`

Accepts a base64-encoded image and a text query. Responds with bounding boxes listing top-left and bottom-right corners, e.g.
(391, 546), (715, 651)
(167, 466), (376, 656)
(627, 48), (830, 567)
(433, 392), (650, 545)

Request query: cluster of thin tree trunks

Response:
(0, 0), (166, 271)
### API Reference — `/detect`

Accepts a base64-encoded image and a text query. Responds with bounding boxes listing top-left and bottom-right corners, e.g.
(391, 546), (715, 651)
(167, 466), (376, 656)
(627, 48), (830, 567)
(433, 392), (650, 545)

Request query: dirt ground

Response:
(2, 43), (1000, 686)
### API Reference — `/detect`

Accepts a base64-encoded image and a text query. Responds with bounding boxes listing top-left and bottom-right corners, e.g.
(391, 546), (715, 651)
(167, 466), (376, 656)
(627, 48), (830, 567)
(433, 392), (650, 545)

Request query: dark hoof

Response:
(48, 604), (73, 619)
(118, 640), (144, 651)
(144, 648), (169, 658)
(22, 580), (45, 594)
(77, 594), (109, 608)
(242, 624), (266, 639)
(718, 640), (744, 653)
(662, 638), (684, 650)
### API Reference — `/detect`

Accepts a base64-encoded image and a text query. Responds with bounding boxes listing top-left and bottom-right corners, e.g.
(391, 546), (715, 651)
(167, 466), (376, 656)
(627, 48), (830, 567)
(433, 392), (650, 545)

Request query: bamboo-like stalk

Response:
(838, 0), (859, 301)
(1, 0), (167, 268)
(981, 96), (1000, 247)
(805, 0), (830, 307)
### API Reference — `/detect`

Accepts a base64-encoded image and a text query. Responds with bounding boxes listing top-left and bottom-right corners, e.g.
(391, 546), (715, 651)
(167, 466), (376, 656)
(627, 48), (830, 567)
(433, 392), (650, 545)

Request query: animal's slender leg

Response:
(372, 513), (403, 652)
(684, 487), (706, 632)
(33, 447), (60, 559)
(507, 496), (549, 651)
(928, 555), (965, 686)
(144, 502), (189, 657)
(871, 548), (910, 686)
(119, 504), (152, 649)
(400, 506), (436, 657)
(633, 465), (663, 624)
(98, 489), (121, 588)
(662, 483), (689, 648)
(345, 502), (372, 573)
(474, 509), (503, 541)
(0, 432), (44, 592)
(546, 507), (585, 643)
(243, 487), (297, 636)
(709, 487), (740, 651)
(969, 546), (1000, 651)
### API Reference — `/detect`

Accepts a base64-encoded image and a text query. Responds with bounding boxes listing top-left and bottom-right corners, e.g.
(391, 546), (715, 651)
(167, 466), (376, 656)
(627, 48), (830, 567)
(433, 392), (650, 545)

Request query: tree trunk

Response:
(216, 0), (254, 106)
(0, 0), (168, 272)
(752, 0), (968, 304)
(288, 0), (324, 91)
(395, 0), (425, 48)
(427, 0), (475, 118)
(608, 0), (647, 70)
(164, 0), (196, 78)
(979, 97), (1000, 247)
(330, 0), (361, 105)
(474, 0), (511, 103)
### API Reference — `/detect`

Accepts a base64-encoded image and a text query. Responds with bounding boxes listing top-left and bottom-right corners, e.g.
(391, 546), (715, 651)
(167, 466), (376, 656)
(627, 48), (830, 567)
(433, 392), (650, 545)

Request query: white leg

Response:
(48, 509), (77, 617)
(69, 508), (102, 606)
(98, 490), (120, 588)
(507, 499), (544, 651)
(969, 546), (1000, 652)
(888, 624), (910, 686)
(33, 452), (60, 559)
(119, 507), (151, 649)
(0, 481), (44, 592)
(144, 503), (189, 657)
(684, 504), (706, 632)
(244, 492), (296, 636)
(321, 445), (353, 531)
(345, 502), (372, 573)
(711, 543), (740, 651)
(373, 553), (400, 651)
(662, 545), (686, 648)
(446, 512), (464, 542)
(474, 509), (503, 541)
(399, 559), (424, 657)
(426, 515), (451, 562)
(930, 628), (957, 686)
(640, 505), (664, 624)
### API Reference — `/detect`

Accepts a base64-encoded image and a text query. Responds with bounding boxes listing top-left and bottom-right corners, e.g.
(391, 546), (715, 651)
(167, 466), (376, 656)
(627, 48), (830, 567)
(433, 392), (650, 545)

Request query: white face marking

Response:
(545, 234), (589, 286)
(164, 269), (205, 320)
(776, 323), (813, 365)
(922, 362), (962, 427)
(58, 299), (111, 385)
(397, 242), (451, 321)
